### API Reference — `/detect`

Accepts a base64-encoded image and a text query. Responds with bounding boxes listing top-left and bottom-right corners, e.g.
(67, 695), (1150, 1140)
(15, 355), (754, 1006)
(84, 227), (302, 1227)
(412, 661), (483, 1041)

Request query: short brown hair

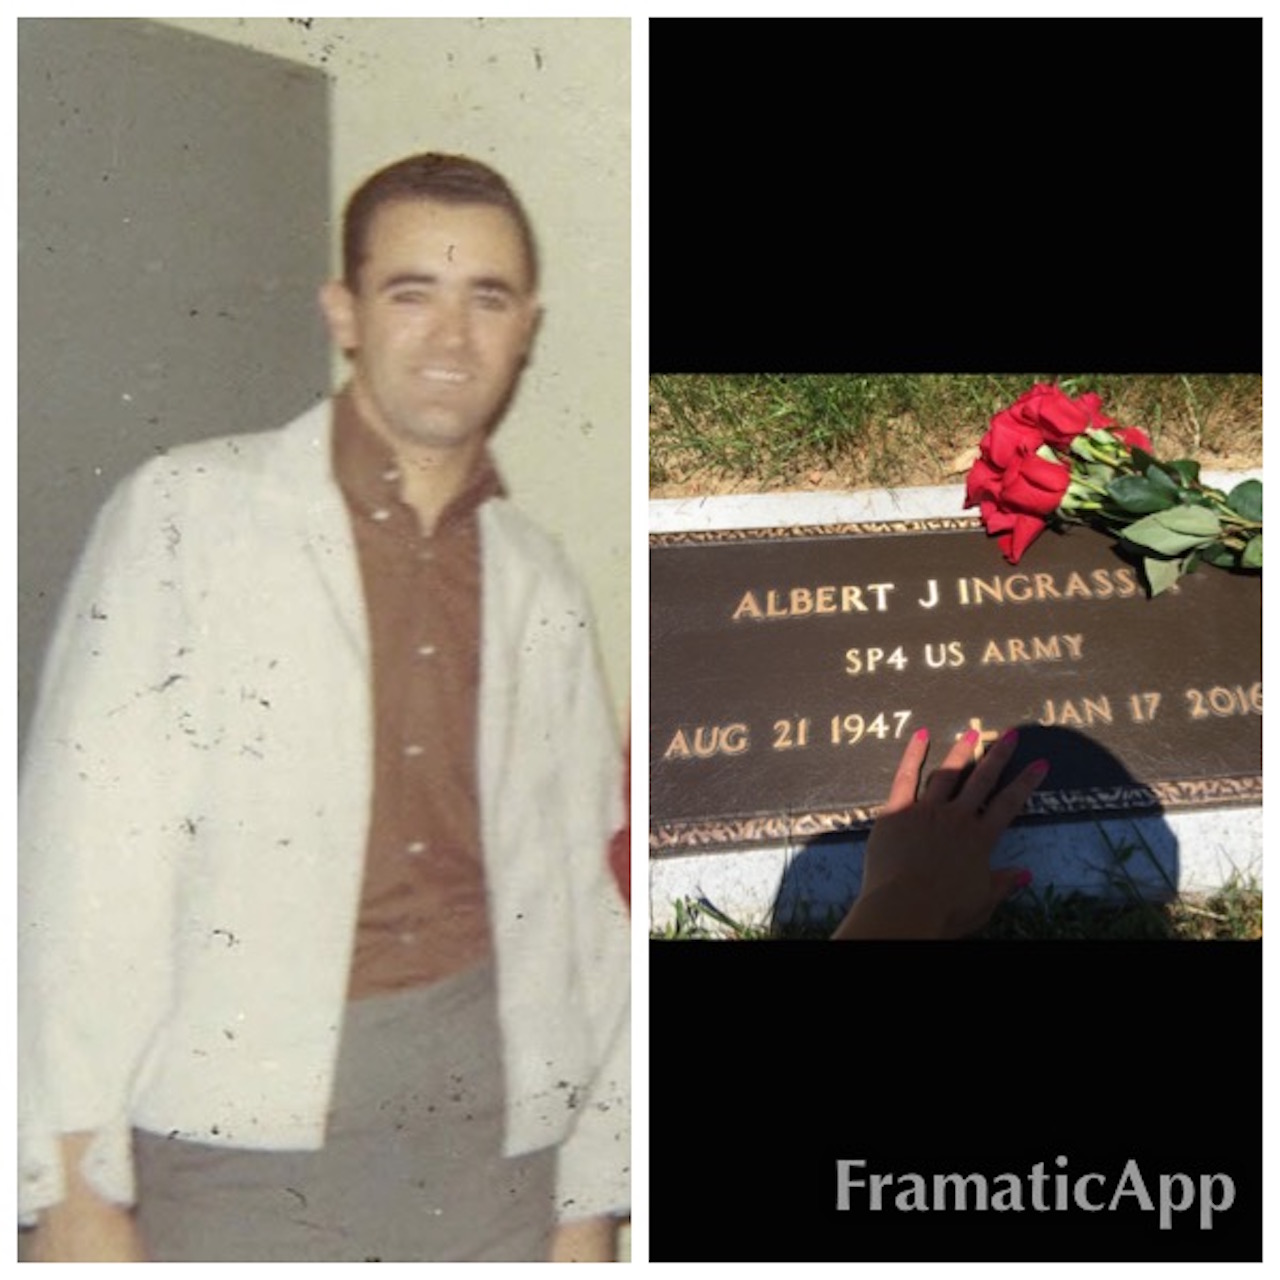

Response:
(342, 152), (538, 290)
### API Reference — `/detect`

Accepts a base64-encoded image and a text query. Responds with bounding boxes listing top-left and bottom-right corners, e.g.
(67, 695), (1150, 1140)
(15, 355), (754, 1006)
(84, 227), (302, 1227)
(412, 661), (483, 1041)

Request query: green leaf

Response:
(1155, 505), (1223, 536)
(1144, 556), (1183, 596)
(1121, 505), (1222, 556)
(1123, 525), (1203, 556)
(1128, 446), (1159, 475)
(1106, 474), (1178, 514)
(1227, 478), (1262, 523)
(1144, 465), (1182, 498)
(1166, 458), (1201, 486)
(1242, 533), (1263, 569)
(1197, 542), (1237, 568)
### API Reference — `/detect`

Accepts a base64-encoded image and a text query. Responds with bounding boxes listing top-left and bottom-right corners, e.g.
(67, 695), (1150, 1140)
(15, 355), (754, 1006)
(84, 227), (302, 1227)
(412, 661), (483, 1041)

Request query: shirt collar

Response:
(331, 385), (505, 532)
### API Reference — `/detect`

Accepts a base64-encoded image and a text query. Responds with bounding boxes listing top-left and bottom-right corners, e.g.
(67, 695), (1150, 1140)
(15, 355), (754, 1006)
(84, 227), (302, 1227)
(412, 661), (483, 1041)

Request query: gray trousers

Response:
(134, 962), (556, 1261)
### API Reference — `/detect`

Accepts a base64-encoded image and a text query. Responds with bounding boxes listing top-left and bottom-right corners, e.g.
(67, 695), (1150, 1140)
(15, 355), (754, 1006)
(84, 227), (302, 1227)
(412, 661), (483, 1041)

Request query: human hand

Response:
(23, 1133), (150, 1263)
(549, 1215), (620, 1262)
(831, 725), (1047, 940)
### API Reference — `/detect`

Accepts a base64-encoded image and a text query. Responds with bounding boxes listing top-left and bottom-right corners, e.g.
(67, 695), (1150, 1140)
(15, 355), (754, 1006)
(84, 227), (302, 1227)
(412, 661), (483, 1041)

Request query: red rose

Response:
(976, 506), (1048, 565)
(998, 451), (1072, 517)
(966, 385), (1159, 563)
(966, 384), (1184, 577)
(1112, 425), (1154, 452)
(977, 416), (1045, 470)
(993, 382), (1116, 451)
(966, 448), (1071, 563)
(976, 384), (1111, 479)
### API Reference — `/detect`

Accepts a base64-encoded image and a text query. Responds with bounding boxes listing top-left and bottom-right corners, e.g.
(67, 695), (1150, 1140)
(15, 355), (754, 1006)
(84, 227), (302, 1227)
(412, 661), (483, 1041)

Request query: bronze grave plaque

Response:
(650, 518), (1262, 853)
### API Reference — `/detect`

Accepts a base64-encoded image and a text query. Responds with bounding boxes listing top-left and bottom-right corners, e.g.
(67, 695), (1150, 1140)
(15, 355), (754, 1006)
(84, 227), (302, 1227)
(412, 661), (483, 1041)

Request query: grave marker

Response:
(650, 516), (1262, 854)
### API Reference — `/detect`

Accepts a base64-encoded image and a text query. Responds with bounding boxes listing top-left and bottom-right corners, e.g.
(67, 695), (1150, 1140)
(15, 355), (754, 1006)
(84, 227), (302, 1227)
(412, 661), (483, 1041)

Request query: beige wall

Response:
(159, 17), (630, 715)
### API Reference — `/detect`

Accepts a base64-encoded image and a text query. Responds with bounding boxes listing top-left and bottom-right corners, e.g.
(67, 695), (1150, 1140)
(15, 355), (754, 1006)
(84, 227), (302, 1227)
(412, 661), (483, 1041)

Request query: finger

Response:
(982, 758), (1050, 832)
(923, 728), (981, 803)
(957, 726), (1022, 809)
(882, 727), (931, 812)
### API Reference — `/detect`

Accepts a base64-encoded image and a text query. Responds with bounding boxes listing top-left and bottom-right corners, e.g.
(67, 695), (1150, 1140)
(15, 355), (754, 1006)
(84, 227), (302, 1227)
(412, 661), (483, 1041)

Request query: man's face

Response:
(323, 198), (540, 455)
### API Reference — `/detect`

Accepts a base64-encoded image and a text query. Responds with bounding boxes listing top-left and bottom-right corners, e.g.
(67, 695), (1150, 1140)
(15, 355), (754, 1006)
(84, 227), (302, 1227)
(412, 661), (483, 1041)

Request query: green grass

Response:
(977, 876), (1262, 941)
(652, 876), (1261, 942)
(652, 825), (1262, 942)
(649, 373), (1262, 493)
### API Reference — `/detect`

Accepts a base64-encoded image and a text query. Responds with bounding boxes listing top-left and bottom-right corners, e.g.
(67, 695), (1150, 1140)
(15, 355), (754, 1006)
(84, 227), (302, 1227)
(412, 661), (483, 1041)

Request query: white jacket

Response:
(18, 402), (629, 1224)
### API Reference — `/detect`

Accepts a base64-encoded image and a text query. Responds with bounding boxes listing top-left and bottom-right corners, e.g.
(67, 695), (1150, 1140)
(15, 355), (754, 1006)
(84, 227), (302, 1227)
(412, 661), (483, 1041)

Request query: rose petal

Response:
(965, 457), (1004, 506)
(982, 419), (1043, 469)
(1002, 467), (1069, 517)
(1113, 426), (1153, 452)
(1037, 392), (1091, 445)
(1009, 384), (1055, 418)
(999, 513), (1047, 563)
(979, 502), (1017, 533)
(1017, 451), (1073, 493)
(1076, 392), (1115, 429)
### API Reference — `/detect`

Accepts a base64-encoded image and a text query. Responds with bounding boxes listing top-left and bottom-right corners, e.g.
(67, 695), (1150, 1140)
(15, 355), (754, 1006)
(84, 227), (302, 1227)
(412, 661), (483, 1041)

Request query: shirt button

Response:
(381, 466), (401, 483)
(371, 507), (392, 522)
(416, 643), (437, 658)
(404, 744), (425, 757)
(407, 841), (427, 856)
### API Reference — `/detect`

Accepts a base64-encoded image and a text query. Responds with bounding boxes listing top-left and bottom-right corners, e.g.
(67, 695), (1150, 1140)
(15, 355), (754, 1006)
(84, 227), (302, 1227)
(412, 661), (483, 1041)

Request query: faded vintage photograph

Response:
(18, 17), (629, 1262)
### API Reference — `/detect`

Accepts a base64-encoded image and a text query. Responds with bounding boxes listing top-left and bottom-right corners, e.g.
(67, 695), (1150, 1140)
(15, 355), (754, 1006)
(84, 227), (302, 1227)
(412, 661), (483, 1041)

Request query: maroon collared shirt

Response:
(332, 389), (501, 1000)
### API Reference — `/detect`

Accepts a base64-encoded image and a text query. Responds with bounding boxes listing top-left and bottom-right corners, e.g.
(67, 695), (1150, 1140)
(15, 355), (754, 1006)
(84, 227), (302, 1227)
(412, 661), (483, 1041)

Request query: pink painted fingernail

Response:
(913, 727), (929, 743)
(1029, 759), (1050, 779)
(962, 728), (979, 745)
(1000, 728), (1019, 748)
(1014, 868), (1033, 889)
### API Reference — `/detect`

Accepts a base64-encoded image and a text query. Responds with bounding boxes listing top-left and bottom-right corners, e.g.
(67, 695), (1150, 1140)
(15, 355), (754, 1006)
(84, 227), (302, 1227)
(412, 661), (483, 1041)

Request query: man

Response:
(19, 153), (629, 1262)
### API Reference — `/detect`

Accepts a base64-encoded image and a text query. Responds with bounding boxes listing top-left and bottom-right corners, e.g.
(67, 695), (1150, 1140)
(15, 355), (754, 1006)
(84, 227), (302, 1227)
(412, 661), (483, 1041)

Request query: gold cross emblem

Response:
(956, 717), (999, 759)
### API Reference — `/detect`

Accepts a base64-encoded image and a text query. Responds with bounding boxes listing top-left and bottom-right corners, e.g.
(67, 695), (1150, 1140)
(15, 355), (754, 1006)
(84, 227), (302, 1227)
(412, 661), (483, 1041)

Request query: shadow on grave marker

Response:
(770, 725), (1180, 933)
